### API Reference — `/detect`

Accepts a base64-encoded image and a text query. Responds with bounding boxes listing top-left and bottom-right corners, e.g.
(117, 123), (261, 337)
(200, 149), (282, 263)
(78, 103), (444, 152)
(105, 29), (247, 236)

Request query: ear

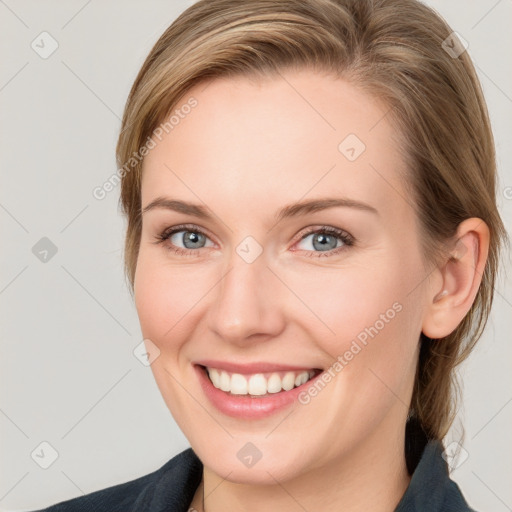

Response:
(422, 218), (490, 340)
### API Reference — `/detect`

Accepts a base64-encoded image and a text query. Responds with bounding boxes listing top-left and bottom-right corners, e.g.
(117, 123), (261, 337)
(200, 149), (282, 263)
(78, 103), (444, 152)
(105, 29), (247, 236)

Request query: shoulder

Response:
(396, 438), (478, 512)
(28, 447), (203, 512)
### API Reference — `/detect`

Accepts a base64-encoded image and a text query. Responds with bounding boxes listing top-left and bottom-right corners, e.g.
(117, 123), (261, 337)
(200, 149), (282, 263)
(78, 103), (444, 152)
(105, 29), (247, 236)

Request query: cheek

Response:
(134, 249), (207, 344)
(289, 252), (423, 403)
(133, 251), (207, 424)
(292, 253), (418, 340)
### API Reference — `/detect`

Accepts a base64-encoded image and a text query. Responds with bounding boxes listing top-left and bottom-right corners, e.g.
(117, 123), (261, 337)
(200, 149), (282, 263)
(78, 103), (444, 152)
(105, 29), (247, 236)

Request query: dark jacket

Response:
(30, 426), (476, 512)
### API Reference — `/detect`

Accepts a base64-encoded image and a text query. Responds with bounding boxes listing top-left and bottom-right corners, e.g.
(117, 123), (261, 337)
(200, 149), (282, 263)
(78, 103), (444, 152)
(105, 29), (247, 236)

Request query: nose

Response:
(207, 251), (285, 346)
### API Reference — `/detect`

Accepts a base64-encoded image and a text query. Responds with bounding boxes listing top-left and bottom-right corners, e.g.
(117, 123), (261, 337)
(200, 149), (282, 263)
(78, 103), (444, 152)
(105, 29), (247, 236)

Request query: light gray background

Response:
(1, 1), (511, 511)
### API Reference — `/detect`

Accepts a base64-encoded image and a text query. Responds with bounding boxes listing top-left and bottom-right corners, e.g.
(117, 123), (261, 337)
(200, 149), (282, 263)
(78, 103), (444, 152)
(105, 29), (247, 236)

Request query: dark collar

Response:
(31, 425), (475, 511)
(139, 437), (474, 512)
(395, 439), (475, 511)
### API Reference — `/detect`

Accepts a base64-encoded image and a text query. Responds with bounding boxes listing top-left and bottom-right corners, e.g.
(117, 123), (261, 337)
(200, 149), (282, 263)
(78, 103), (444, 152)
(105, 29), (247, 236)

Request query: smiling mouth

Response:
(199, 365), (323, 397)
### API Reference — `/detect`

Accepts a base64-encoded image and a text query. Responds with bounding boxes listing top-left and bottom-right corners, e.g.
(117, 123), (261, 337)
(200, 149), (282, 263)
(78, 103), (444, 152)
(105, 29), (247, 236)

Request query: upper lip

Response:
(195, 359), (322, 374)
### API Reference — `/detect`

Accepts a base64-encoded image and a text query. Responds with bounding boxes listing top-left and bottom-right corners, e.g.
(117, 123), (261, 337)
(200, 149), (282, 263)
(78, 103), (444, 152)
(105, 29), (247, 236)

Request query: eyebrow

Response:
(142, 196), (379, 223)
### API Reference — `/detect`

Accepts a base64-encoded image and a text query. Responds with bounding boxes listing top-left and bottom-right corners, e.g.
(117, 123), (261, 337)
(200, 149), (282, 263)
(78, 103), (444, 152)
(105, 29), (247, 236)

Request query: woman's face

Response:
(135, 70), (431, 483)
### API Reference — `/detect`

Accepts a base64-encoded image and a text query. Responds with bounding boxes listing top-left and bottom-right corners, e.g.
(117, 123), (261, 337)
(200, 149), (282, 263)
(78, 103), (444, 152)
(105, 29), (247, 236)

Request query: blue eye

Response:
(293, 226), (354, 257)
(154, 224), (354, 258)
(154, 224), (214, 257)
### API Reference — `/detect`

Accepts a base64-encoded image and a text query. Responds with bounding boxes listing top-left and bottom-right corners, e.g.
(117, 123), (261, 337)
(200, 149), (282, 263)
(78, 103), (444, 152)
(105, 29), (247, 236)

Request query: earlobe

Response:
(421, 218), (490, 340)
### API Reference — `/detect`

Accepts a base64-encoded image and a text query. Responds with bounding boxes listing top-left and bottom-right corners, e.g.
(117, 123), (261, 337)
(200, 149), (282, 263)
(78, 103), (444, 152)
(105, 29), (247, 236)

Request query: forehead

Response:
(141, 70), (410, 222)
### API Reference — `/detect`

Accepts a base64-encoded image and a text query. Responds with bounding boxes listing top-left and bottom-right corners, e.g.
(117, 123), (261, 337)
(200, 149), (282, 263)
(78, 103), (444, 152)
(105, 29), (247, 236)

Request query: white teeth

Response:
(206, 367), (317, 396)
(248, 374), (267, 395)
(209, 368), (221, 388)
(295, 372), (309, 387)
(267, 373), (282, 393)
(219, 371), (231, 392)
(230, 373), (248, 394)
(282, 372), (295, 391)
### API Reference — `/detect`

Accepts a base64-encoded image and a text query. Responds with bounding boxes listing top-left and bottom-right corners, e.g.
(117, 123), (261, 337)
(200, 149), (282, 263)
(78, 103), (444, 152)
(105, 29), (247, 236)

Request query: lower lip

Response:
(195, 364), (323, 419)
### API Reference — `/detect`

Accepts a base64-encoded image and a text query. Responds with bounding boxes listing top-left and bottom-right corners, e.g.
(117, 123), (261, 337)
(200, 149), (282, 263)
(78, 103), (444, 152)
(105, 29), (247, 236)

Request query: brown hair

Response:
(116, 0), (508, 440)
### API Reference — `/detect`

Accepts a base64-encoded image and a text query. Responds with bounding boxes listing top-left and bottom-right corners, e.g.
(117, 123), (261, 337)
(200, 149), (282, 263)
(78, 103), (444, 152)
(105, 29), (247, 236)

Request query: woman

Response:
(32, 0), (508, 510)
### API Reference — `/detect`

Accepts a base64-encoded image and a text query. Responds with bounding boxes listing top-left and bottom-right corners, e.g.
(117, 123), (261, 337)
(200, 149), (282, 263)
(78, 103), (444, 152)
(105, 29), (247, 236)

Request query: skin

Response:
(134, 69), (489, 512)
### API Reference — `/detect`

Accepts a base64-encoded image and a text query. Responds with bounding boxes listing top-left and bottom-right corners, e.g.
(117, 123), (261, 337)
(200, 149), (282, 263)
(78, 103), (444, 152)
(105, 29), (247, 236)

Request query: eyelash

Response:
(153, 223), (355, 258)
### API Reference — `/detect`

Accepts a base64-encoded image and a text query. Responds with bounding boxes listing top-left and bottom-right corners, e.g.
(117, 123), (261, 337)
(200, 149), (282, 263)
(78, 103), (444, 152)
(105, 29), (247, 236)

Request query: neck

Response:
(191, 420), (411, 512)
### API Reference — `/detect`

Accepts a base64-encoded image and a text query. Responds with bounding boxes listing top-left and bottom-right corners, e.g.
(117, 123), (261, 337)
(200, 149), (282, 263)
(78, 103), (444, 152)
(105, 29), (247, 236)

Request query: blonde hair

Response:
(116, 0), (508, 440)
